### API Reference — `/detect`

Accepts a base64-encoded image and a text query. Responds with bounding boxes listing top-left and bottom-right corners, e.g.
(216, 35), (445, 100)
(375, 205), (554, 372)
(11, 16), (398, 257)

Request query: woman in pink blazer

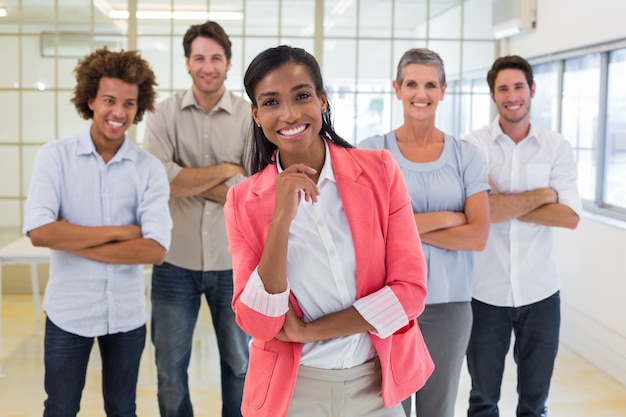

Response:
(224, 45), (433, 417)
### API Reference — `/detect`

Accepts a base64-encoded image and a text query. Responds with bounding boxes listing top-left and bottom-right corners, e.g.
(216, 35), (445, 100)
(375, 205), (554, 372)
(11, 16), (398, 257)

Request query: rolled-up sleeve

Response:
(137, 157), (173, 251)
(23, 144), (60, 235)
(240, 267), (290, 317)
(354, 286), (409, 339)
(552, 139), (583, 217)
(143, 104), (183, 182)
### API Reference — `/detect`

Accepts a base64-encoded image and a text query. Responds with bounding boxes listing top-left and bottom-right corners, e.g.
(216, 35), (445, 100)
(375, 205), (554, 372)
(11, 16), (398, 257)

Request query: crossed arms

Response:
(487, 178), (579, 229)
(170, 163), (245, 204)
(415, 190), (491, 251)
(29, 220), (166, 265)
(413, 177), (579, 251)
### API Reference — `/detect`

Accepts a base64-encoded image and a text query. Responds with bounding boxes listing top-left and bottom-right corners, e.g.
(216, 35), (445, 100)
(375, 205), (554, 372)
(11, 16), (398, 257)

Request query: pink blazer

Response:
(225, 141), (434, 417)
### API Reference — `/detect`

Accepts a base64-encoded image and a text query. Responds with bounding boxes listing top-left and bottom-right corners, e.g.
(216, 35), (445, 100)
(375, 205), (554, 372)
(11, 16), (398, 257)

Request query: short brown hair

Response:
(182, 20), (232, 61)
(71, 47), (157, 123)
(486, 55), (534, 94)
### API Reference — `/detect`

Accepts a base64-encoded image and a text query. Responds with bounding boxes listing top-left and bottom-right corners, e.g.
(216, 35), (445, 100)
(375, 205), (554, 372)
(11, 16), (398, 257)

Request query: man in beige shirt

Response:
(143, 20), (251, 417)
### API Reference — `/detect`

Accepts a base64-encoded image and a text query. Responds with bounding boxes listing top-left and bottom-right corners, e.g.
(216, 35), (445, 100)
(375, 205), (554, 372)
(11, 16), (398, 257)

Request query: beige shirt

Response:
(143, 88), (252, 271)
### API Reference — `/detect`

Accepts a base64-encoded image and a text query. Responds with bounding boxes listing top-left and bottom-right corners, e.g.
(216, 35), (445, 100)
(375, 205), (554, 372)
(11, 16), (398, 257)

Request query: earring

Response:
(256, 122), (261, 128)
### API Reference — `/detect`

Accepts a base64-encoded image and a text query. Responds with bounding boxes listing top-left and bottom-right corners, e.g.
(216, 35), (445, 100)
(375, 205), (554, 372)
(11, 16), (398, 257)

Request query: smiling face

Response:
(186, 36), (231, 99)
(491, 68), (536, 124)
(393, 63), (446, 123)
(251, 62), (327, 167)
(88, 77), (138, 152)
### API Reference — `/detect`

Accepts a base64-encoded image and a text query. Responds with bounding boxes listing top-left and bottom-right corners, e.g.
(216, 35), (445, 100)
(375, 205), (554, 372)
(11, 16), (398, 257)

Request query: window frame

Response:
(530, 39), (626, 222)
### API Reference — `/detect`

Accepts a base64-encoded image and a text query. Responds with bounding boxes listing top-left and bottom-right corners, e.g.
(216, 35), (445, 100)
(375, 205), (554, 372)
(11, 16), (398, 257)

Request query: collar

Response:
(490, 116), (541, 145)
(181, 88), (234, 115)
(76, 128), (137, 163)
(251, 139), (361, 197)
(276, 139), (336, 184)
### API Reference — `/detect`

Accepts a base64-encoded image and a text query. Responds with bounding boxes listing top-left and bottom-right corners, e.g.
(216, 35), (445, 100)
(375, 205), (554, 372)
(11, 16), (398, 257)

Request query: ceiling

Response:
(0, 0), (464, 36)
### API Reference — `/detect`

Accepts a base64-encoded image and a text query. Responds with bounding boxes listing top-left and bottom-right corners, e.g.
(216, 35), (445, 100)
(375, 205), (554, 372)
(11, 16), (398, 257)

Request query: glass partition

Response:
(604, 48), (626, 210)
(0, 0), (495, 236)
(561, 54), (601, 201)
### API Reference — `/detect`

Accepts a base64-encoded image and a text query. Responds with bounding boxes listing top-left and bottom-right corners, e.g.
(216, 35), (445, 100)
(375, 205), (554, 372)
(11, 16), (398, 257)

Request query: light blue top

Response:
(359, 131), (489, 304)
(23, 129), (172, 337)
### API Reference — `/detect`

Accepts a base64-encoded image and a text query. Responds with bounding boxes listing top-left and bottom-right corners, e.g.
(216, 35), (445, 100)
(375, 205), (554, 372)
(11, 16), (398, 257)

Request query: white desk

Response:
(0, 236), (50, 377)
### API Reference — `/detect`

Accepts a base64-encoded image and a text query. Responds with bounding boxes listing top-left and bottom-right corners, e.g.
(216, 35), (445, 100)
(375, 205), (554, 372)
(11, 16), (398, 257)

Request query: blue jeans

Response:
(43, 317), (145, 417)
(150, 262), (249, 417)
(466, 292), (560, 417)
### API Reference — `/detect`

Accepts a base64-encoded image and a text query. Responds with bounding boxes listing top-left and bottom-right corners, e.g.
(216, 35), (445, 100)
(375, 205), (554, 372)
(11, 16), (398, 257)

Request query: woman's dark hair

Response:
(71, 47), (157, 123)
(182, 20), (232, 61)
(243, 45), (353, 174)
(486, 55), (534, 94)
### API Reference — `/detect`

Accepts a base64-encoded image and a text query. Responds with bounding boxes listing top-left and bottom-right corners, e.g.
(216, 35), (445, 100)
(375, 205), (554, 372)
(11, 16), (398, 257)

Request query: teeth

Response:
(280, 125), (306, 136)
(108, 121), (123, 128)
(412, 102), (428, 107)
(507, 104), (522, 110)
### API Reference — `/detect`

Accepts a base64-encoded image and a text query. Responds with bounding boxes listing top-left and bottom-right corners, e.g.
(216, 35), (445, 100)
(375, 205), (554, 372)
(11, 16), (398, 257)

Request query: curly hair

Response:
(71, 47), (158, 124)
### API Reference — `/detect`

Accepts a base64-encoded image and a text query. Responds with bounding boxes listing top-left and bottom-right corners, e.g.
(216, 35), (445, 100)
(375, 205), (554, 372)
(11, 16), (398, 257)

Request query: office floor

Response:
(1, 294), (626, 417)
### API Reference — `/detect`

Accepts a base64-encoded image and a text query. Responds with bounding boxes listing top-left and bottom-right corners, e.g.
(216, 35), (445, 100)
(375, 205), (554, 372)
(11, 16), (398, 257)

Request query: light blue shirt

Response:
(23, 129), (172, 337)
(359, 132), (489, 304)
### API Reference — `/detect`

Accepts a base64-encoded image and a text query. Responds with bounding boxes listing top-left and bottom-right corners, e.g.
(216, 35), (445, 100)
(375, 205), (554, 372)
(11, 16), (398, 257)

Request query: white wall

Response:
(505, 0), (626, 58)
(507, 0), (626, 387)
(555, 219), (626, 387)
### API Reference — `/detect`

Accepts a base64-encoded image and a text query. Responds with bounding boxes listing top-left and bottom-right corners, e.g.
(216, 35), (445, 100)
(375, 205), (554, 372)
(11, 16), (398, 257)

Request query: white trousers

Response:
(287, 358), (405, 417)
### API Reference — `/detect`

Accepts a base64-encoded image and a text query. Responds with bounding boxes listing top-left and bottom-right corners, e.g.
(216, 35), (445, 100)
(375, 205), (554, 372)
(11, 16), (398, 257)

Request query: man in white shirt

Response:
(462, 55), (582, 417)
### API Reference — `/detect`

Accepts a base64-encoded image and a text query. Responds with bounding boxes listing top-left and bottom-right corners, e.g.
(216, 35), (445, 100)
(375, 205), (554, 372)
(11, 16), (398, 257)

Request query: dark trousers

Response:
(150, 262), (249, 417)
(43, 317), (145, 417)
(466, 292), (560, 417)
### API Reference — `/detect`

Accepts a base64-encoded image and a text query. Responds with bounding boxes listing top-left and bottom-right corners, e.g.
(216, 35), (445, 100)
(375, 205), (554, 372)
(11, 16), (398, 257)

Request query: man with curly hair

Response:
(23, 47), (172, 417)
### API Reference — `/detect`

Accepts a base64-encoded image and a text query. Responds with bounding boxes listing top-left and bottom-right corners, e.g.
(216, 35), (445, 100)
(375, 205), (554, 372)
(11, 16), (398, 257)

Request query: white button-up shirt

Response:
(240, 142), (407, 369)
(463, 118), (582, 307)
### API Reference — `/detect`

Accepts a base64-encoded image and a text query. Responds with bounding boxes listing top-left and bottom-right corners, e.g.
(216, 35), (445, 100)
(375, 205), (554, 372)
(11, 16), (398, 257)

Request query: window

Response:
(532, 43), (626, 219)
(0, 0), (496, 240)
(531, 61), (560, 131)
(604, 48), (626, 210)
(561, 53), (601, 202)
